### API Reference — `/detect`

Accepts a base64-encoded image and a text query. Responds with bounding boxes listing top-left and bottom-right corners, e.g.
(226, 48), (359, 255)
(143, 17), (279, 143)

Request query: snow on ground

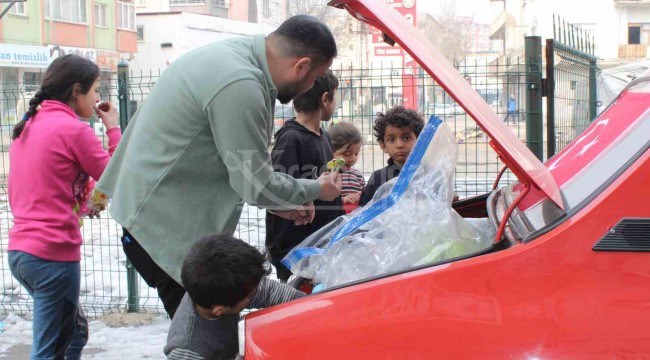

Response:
(0, 312), (171, 359)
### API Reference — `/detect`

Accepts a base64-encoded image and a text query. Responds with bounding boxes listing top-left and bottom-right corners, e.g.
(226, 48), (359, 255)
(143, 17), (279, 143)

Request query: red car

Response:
(239, 0), (650, 358)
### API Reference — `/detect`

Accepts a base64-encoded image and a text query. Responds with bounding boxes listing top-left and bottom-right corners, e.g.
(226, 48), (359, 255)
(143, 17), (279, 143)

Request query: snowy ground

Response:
(0, 312), (171, 359)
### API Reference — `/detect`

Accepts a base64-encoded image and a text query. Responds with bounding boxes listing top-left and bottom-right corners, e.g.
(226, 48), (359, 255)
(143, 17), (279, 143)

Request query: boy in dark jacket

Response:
(266, 71), (345, 282)
(359, 106), (424, 206)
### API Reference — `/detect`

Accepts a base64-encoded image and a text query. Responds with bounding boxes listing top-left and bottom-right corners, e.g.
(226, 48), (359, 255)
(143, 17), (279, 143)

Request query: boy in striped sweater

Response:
(165, 234), (304, 360)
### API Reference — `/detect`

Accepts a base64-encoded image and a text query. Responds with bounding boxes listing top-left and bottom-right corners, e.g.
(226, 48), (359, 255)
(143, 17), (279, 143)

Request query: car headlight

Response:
(238, 318), (246, 358)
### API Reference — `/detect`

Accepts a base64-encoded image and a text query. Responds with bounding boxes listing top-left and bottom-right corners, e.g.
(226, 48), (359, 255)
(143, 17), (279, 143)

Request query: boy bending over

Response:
(165, 234), (305, 360)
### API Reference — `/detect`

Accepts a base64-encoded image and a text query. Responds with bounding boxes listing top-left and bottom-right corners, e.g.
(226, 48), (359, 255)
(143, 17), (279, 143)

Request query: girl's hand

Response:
(95, 101), (120, 130)
(342, 192), (360, 204)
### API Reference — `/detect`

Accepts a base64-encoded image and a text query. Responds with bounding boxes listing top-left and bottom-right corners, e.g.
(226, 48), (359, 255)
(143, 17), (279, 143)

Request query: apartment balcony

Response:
(489, 10), (515, 40)
(619, 44), (649, 58)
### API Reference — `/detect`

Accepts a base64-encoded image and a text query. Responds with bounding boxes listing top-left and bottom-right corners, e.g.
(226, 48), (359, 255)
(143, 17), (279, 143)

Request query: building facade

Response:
(0, 0), (138, 122)
(489, 0), (650, 61)
(129, 0), (286, 73)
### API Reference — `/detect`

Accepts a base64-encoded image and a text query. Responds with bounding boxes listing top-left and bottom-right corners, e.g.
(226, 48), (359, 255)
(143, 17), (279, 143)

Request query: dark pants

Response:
(270, 259), (292, 283)
(265, 214), (293, 283)
(121, 229), (185, 319)
(504, 111), (518, 125)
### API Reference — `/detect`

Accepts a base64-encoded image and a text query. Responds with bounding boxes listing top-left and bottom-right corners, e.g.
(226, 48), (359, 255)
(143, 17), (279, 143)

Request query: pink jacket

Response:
(8, 100), (121, 262)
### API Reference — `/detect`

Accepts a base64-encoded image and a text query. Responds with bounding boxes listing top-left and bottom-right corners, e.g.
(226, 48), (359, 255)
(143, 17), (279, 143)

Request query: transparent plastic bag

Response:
(282, 116), (495, 289)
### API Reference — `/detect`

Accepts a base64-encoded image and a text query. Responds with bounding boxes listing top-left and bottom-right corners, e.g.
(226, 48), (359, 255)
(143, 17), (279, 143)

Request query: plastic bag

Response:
(282, 116), (495, 289)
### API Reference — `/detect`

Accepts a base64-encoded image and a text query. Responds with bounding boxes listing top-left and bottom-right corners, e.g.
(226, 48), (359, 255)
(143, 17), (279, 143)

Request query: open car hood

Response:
(329, 0), (564, 210)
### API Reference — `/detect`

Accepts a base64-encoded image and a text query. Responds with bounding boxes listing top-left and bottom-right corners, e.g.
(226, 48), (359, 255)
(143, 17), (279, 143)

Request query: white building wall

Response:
(498, 0), (650, 60)
(129, 12), (264, 74)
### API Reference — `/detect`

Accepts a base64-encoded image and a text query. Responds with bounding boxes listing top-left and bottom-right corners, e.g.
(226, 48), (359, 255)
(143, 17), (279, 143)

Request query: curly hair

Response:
(373, 105), (424, 143)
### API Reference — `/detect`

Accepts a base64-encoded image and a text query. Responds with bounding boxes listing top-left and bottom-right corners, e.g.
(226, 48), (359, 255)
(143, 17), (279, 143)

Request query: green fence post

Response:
(118, 60), (139, 313)
(545, 39), (556, 158)
(589, 58), (598, 121)
(117, 60), (130, 132)
(525, 36), (544, 160)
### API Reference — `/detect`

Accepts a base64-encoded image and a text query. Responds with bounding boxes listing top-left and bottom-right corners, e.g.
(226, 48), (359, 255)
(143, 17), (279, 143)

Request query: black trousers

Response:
(121, 229), (185, 319)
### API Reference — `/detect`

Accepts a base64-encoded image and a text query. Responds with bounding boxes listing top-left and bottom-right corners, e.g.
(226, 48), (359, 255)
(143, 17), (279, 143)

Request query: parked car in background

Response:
(239, 0), (650, 358)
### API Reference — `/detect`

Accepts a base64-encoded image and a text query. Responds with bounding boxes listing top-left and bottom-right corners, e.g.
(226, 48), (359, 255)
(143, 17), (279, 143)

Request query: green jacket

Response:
(96, 35), (321, 284)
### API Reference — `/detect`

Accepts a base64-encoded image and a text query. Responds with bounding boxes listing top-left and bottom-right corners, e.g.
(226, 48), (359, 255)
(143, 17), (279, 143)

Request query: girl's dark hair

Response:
(13, 54), (100, 140)
(373, 105), (425, 143)
(329, 121), (362, 153)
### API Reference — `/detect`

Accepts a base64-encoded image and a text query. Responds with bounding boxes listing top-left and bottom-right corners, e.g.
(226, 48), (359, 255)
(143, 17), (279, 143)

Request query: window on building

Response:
(94, 3), (107, 27)
(117, 0), (136, 31)
(212, 0), (227, 8)
(262, 0), (270, 18)
(137, 25), (144, 41)
(629, 25), (641, 45)
(261, 0), (280, 21)
(169, 0), (205, 6)
(44, 0), (87, 23)
(24, 72), (43, 92)
(629, 24), (650, 45)
(9, 1), (26, 15)
(247, 0), (257, 22)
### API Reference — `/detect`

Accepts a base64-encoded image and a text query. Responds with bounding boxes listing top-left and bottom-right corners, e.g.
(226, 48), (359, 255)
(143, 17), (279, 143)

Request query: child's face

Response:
(379, 125), (418, 166)
(321, 89), (338, 122)
(333, 142), (362, 171)
(74, 78), (101, 119)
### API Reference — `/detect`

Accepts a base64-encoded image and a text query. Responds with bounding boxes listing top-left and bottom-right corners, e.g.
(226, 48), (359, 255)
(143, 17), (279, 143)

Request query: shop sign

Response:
(0, 44), (51, 68)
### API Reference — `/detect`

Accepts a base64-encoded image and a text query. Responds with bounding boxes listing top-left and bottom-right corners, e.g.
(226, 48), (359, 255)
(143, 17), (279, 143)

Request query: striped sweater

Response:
(165, 278), (305, 360)
(341, 168), (365, 196)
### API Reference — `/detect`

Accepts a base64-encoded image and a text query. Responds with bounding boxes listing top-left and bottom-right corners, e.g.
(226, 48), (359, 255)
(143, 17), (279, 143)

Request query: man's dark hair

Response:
(373, 106), (425, 143)
(293, 70), (339, 113)
(181, 234), (271, 308)
(269, 15), (337, 67)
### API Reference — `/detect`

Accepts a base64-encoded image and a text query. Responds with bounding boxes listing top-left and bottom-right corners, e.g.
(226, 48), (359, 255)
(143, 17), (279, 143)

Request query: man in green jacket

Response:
(96, 15), (341, 318)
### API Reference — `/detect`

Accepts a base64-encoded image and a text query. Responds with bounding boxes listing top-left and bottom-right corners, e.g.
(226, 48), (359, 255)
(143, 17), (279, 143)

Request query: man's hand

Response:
(317, 171), (342, 201)
(270, 202), (315, 226)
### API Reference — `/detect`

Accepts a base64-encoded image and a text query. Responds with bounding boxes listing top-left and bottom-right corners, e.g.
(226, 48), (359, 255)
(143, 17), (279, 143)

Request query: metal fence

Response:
(546, 15), (600, 157)
(0, 54), (583, 317)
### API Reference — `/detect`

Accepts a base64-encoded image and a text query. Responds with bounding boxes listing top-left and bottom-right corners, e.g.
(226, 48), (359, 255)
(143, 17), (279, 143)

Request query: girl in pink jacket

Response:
(7, 54), (121, 360)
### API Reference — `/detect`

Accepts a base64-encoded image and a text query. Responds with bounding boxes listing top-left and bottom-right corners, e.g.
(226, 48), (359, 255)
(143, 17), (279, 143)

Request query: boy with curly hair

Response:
(359, 106), (424, 206)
